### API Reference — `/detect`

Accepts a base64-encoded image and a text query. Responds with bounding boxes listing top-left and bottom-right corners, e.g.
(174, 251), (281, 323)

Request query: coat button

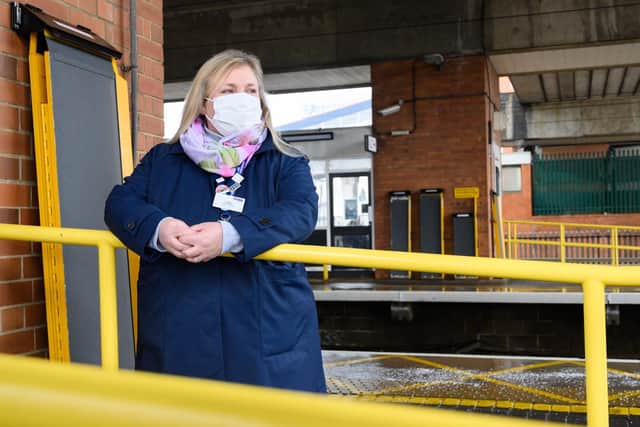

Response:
(259, 217), (270, 225)
(127, 221), (136, 230)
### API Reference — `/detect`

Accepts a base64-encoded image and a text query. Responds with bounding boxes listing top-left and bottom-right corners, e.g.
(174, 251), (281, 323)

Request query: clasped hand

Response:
(158, 218), (223, 263)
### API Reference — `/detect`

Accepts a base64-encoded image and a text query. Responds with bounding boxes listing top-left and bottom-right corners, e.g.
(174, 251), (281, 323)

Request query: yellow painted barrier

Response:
(2, 222), (640, 426)
(582, 280), (609, 427)
(0, 351), (559, 427)
(0, 224), (123, 371)
(504, 219), (640, 266)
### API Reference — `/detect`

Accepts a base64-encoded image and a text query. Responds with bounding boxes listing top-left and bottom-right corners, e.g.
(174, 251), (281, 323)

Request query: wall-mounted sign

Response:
(454, 186), (479, 199)
(364, 135), (377, 153)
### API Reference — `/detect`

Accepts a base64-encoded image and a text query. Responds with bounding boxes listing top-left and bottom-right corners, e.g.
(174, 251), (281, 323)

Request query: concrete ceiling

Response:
(165, 65), (370, 100)
(509, 66), (640, 104)
(163, 0), (640, 104)
(489, 41), (640, 103)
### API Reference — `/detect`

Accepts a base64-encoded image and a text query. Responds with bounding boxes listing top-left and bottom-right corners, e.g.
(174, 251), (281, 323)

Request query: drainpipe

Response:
(130, 0), (138, 161)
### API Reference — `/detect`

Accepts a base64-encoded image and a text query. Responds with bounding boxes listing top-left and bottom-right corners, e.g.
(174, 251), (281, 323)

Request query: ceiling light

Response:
(281, 131), (334, 142)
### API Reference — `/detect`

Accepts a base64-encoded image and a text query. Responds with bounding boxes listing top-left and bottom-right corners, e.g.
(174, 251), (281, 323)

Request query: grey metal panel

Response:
(419, 191), (441, 254)
(390, 191), (410, 279)
(419, 190), (442, 279)
(47, 39), (134, 368)
(453, 213), (474, 256)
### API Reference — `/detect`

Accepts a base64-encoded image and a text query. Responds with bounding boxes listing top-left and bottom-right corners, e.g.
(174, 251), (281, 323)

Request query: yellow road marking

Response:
(370, 379), (453, 396)
(324, 354), (396, 368)
(487, 360), (568, 376)
(363, 359), (568, 397)
(326, 354), (640, 407)
(400, 356), (582, 404)
(606, 366), (640, 380)
(609, 388), (640, 403)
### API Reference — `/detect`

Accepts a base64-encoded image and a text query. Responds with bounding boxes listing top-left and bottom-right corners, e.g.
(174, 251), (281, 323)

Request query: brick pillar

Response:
(0, 0), (164, 355)
(372, 55), (500, 279)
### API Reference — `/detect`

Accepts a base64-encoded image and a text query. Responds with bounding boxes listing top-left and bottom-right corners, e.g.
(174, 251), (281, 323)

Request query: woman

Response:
(105, 49), (326, 393)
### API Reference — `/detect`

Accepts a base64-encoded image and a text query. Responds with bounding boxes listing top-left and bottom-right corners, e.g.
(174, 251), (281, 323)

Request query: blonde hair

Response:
(169, 49), (304, 158)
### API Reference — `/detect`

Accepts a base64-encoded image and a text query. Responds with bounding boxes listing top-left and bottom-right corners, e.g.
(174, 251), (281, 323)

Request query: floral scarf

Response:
(179, 117), (266, 177)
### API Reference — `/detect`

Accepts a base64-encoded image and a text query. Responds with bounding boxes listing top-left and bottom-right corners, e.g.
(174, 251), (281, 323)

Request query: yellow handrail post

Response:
(582, 279), (609, 427)
(505, 221), (510, 259)
(513, 224), (518, 259)
(98, 242), (119, 371)
(612, 227), (619, 266)
(323, 264), (329, 281)
(560, 224), (566, 263)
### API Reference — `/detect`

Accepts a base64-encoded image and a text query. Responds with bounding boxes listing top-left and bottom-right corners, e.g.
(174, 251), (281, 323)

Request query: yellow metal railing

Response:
(0, 349), (554, 427)
(504, 219), (640, 266)
(0, 223), (123, 371)
(2, 223), (640, 426)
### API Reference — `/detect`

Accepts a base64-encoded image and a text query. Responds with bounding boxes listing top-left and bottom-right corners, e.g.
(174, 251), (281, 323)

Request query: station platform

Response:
(323, 350), (640, 425)
(311, 278), (640, 304)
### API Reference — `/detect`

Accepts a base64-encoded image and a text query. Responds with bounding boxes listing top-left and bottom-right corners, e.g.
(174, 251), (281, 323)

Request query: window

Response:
(502, 166), (522, 192)
(163, 87), (372, 138)
(269, 87), (371, 131)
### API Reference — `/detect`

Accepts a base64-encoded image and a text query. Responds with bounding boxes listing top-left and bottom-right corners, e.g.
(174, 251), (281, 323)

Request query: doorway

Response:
(329, 172), (373, 277)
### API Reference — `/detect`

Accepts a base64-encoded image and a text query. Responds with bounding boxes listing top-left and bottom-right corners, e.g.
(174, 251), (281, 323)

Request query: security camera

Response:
(424, 53), (445, 70)
(377, 100), (404, 116)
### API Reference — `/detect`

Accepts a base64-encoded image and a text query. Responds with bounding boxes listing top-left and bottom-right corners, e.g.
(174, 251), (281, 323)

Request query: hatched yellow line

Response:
(370, 379), (453, 396)
(326, 355), (638, 405)
(567, 360), (640, 389)
(324, 355), (396, 368)
(326, 377), (362, 395)
(607, 367), (640, 380)
(400, 356), (582, 404)
(372, 360), (568, 397)
(486, 360), (568, 376)
(609, 388), (640, 403)
(355, 358), (567, 396)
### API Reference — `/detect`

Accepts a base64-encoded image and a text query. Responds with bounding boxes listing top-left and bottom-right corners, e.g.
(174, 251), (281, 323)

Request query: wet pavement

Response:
(323, 351), (640, 424)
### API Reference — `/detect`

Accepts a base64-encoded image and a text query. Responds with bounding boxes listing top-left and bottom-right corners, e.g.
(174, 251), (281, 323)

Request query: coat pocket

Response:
(258, 262), (315, 357)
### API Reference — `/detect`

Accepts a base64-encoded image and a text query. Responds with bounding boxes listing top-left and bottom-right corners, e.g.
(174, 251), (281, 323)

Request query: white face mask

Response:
(205, 92), (262, 136)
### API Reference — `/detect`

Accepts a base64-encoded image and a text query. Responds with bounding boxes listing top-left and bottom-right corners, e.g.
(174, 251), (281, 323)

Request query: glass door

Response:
(329, 172), (372, 276)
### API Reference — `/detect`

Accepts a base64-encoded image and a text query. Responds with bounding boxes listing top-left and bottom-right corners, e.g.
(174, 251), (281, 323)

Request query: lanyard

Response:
(215, 172), (244, 195)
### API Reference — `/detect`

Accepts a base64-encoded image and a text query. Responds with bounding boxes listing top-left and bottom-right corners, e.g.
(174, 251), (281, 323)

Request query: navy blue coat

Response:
(104, 132), (326, 393)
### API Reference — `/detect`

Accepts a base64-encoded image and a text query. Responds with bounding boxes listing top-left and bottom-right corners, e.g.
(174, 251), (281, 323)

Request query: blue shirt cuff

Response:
(221, 220), (244, 254)
(148, 217), (171, 252)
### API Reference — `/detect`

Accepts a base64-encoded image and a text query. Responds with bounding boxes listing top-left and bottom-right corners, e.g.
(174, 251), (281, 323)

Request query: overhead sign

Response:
(454, 186), (479, 199)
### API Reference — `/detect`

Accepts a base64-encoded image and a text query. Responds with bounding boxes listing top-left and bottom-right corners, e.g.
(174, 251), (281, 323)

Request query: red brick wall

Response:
(502, 164), (532, 219)
(0, 0), (163, 356)
(372, 56), (499, 278)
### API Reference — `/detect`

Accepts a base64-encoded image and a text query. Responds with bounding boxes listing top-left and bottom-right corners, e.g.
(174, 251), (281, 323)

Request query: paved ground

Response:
(323, 350), (640, 425)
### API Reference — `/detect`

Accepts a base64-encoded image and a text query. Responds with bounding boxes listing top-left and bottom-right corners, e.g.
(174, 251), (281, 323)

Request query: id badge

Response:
(213, 193), (245, 213)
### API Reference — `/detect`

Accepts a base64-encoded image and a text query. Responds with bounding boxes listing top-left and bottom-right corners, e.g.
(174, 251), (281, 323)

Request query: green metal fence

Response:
(533, 148), (640, 215)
